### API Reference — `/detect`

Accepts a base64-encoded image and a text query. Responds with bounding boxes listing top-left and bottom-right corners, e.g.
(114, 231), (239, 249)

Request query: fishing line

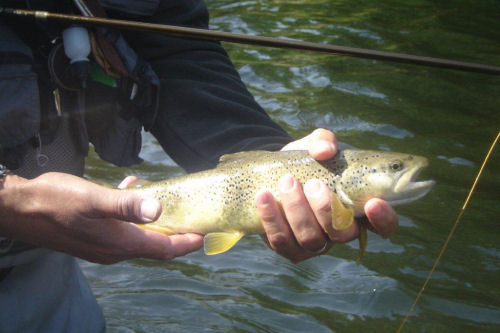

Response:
(397, 131), (500, 333)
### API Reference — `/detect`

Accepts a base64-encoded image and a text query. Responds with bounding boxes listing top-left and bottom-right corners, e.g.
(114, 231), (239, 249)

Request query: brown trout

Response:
(132, 150), (434, 261)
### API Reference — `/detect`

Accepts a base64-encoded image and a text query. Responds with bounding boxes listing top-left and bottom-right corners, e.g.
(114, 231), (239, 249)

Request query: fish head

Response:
(337, 150), (435, 215)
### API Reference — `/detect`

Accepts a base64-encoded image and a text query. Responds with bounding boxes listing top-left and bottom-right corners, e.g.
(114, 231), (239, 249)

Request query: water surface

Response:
(82, 1), (500, 331)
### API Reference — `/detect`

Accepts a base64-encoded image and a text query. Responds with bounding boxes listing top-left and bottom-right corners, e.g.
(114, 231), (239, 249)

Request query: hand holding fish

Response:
(0, 173), (203, 264)
(256, 129), (399, 262)
(0, 130), (425, 265)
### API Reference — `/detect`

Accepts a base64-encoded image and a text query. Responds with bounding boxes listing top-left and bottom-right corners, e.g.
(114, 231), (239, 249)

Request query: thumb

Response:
(281, 128), (337, 161)
(90, 188), (162, 223)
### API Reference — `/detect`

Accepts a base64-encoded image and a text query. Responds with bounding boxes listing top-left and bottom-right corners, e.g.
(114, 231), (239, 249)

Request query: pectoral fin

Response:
(331, 192), (354, 230)
(204, 232), (244, 255)
(330, 193), (367, 264)
(138, 224), (175, 236)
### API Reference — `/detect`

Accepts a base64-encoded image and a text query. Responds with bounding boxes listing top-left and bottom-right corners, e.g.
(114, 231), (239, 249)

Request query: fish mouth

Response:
(391, 160), (435, 206)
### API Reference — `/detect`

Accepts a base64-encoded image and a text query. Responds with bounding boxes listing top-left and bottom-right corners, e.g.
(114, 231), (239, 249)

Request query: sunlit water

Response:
(81, 1), (500, 331)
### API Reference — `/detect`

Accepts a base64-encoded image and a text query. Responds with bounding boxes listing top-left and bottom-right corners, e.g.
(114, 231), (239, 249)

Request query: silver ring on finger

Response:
(315, 240), (329, 255)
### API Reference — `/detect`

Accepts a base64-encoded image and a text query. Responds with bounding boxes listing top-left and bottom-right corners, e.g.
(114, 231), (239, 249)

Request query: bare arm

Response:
(0, 173), (202, 264)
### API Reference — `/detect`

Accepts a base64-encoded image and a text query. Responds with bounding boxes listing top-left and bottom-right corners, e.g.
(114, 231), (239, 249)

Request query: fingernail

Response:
(366, 199), (383, 220)
(326, 141), (337, 156)
(279, 175), (295, 193)
(365, 200), (383, 235)
(140, 198), (160, 222)
(117, 180), (127, 189)
(310, 140), (336, 160)
(320, 140), (335, 153)
(304, 179), (322, 198)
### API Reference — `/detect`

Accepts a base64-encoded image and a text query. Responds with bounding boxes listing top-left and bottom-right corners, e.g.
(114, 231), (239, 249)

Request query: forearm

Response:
(141, 41), (292, 171)
(120, 1), (292, 172)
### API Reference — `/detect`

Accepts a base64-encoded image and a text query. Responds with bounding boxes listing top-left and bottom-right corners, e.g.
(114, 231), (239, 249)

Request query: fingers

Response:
(279, 175), (329, 252)
(303, 179), (335, 238)
(256, 175), (332, 262)
(115, 177), (203, 260)
(89, 187), (162, 224)
(256, 174), (399, 263)
(158, 233), (204, 260)
(256, 190), (311, 262)
(281, 128), (337, 161)
(118, 175), (138, 189)
(303, 179), (358, 243)
(308, 128), (338, 160)
(364, 198), (399, 238)
(96, 224), (202, 263)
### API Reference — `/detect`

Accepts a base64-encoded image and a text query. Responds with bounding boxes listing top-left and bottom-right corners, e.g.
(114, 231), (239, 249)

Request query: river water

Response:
(81, 1), (500, 331)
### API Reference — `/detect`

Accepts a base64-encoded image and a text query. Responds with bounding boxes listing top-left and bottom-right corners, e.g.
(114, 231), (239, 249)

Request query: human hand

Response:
(255, 128), (398, 262)
(0, 173), (203, 264)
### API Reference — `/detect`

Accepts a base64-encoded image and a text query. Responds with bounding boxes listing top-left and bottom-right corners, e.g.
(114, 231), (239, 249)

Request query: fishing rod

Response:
(2, 7), (500, 76)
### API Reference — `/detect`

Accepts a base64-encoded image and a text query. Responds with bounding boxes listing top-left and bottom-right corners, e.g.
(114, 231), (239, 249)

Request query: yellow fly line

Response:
(397, 131), (500, 332)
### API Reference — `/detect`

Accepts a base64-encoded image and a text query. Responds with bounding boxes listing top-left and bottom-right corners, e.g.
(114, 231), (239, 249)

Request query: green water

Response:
(81, 1), (500, 331)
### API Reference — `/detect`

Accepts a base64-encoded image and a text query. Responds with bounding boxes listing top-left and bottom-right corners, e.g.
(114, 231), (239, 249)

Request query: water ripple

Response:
(210, 15), (259, 35)
(426, 297), (500, 324)
(316, 114), (414, 139)
(330, 25), (383, 43)
(239, 65), (293, 93)
(437, 155), (475, 167)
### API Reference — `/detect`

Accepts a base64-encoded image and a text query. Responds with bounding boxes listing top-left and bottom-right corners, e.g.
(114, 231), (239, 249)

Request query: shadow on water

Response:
(81, 0), (500, 331)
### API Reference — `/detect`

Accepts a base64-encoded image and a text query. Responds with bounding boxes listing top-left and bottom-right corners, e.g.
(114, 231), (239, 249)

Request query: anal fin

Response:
(204, 232), (244, 255)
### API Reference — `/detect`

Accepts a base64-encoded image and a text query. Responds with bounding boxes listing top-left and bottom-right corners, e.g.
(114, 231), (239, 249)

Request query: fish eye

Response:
(389, 159), (403, 171)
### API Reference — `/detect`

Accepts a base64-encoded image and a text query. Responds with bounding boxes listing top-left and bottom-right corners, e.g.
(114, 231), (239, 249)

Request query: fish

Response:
(131, 149), (435, 262)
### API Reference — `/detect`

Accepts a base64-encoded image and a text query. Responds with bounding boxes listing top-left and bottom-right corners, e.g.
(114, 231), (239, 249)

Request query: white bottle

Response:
(62, 26), (91, 88)
(62, 26), (91, 64)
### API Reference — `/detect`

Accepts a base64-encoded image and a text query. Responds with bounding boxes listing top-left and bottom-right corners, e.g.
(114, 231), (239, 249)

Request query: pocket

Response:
(85, 81), (143, 167)
(99, 0), (160, 16)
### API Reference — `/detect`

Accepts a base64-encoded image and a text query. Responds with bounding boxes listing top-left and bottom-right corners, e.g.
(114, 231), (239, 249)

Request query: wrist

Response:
(0, 163), (9, 178)
(0, 173), (30, 238)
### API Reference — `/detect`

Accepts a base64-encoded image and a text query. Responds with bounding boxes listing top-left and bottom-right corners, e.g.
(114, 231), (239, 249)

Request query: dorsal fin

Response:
(218, 150), (273, 165)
